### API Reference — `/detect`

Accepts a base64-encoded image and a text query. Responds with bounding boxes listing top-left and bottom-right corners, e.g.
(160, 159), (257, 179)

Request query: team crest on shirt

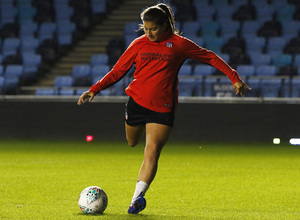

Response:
(166, 42), (173, 48)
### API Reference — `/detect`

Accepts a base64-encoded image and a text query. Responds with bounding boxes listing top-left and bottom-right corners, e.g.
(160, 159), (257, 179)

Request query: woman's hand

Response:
(77, 91), (95, 106)
(233, 80), (251, 97)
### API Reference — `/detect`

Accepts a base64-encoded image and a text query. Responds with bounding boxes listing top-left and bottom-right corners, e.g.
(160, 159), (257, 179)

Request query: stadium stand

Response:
(1, 0), (300, 98)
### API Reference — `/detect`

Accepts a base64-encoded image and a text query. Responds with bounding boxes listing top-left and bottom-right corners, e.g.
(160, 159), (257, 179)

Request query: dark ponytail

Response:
(140, 3), (179, 34)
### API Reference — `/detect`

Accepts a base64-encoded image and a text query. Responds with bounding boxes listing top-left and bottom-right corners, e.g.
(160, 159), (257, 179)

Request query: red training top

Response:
(89, 31), (241, 113)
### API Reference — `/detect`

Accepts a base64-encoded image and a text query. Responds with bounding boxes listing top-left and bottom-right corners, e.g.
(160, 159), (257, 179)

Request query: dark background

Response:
(0, 99), (299, 143)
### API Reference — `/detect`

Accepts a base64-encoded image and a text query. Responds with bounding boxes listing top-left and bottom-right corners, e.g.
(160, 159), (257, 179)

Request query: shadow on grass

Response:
(75, 212), (189, 219)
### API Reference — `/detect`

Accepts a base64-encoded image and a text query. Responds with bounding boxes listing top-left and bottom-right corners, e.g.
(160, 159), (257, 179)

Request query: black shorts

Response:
(125, 97), (174, 127)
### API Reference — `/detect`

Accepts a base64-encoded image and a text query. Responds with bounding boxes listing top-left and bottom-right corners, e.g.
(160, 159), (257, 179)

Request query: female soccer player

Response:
(77, 3), (251, 214)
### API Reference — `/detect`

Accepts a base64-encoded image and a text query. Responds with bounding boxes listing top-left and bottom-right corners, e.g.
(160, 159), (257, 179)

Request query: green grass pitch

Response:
(0, 140), (299, 219)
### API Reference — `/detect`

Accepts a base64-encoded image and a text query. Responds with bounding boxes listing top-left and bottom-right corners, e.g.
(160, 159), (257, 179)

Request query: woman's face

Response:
(143, 21), (167, 42)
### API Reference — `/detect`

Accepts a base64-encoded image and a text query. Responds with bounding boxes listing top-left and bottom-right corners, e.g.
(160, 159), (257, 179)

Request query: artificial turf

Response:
(0, 140), (299, 219)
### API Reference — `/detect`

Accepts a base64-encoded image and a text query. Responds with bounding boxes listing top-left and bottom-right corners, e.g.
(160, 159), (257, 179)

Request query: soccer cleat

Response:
(128, 196), (146, 214)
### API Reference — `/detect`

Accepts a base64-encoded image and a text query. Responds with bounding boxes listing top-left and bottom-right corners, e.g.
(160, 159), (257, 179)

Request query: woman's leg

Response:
(138, 123), (172, 185)
(125, 123), (145, 147)
(128, 123), (172, 213)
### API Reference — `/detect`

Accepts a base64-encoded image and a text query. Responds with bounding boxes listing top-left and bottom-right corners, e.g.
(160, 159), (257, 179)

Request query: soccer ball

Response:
(78, 186), (108, 214)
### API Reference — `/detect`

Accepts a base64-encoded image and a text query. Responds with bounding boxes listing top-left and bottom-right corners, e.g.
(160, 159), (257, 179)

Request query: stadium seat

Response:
(72, 63), (91, 78)
(182, 21), (200, 36)
(178, 65), (192, 76)
(20, 37), (39, 54)
(215, 5), (235, 21)
(251, 0), (269, 8)
(272, 54), (292, 72)
(19, 22), (38, 37)
(281, 21), (300, 41)
(56, 22), (76, 47)
(184, 35), (204, 46)
(213, 78), (236, 97)
(91, 64), (110, 78)
(211, 0), (229, 7)
(204, 37), (224, 53)
(0, 65), (4, 76)
(249, 53), (271, 67)
(266, 37), (287, 57)
(36, 89), (58, 96)
(3, 76), (20, 94)
(194, 65), (214, 76)
(236, 65), (255, 77)
(195, 5), (215, 21)
(38, 22), (57, 42)
(246, 78), (260, 97)
(256, 65), (276, 76)
(18, 5), (37, 23)
(91, 0), (107, 17)
(0, 5), (17, 24)
(111, 80), (125, 96)
(4, 65), (23, 78)
(276, 4), (296, 22)
(55, 5), (74, 20)
(241, 21), (261, 38)
(54, 76), (74, 88)
(124, 35), (137, 48)
(124, 22), (140, 35)
(281, 78), (291, 97)
(178, 78), (196, 96)
(0, 77), (4, 94)
(245, 37), (266, 54)
(260, 78), (282, 98)
(201, 21), (220, 37)
(204, 77), (218, 97)
(255, 5), (276, 22)
(22, 54), (42, 81)
(90, 54), (109, 66)
(59, 89), (75, 96)
(291, 78), (300, 97)
(195, 78), (203, 96)
(2, 38), (21, 59)
(220, 20), (240, 41)
(294, 55), (300, 68)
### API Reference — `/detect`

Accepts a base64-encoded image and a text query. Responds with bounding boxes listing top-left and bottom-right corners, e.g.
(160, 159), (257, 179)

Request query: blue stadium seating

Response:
(194, 65), (214, 76)
(90, 54), (109, 66)
(256, 65), (276, 76)
(246, 78), (261, 97)
(36, 89), (58, 96)
(195, 78), (203, 96)
(22, 54), (42, 81)
(0, 77), (4, 93)
(91, 64), (110, 78)
(4, 65), (23, 78)
(250, 53), (271, 67)
(59, 89), (75, 96)
(72, 64), (91, 86)
(178, 78), (196, 97)
(281, 78), (291, 97)
(54, 76), (74, 88)
(182, 21), (200, 36)
(3, 77), (20, 94)
(260, 78), (282, 97)
(291, 78), (300, 97)
(178, 65), (192, 76)
(236, 65), (255, 77)
(204, 77), (218, 97)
